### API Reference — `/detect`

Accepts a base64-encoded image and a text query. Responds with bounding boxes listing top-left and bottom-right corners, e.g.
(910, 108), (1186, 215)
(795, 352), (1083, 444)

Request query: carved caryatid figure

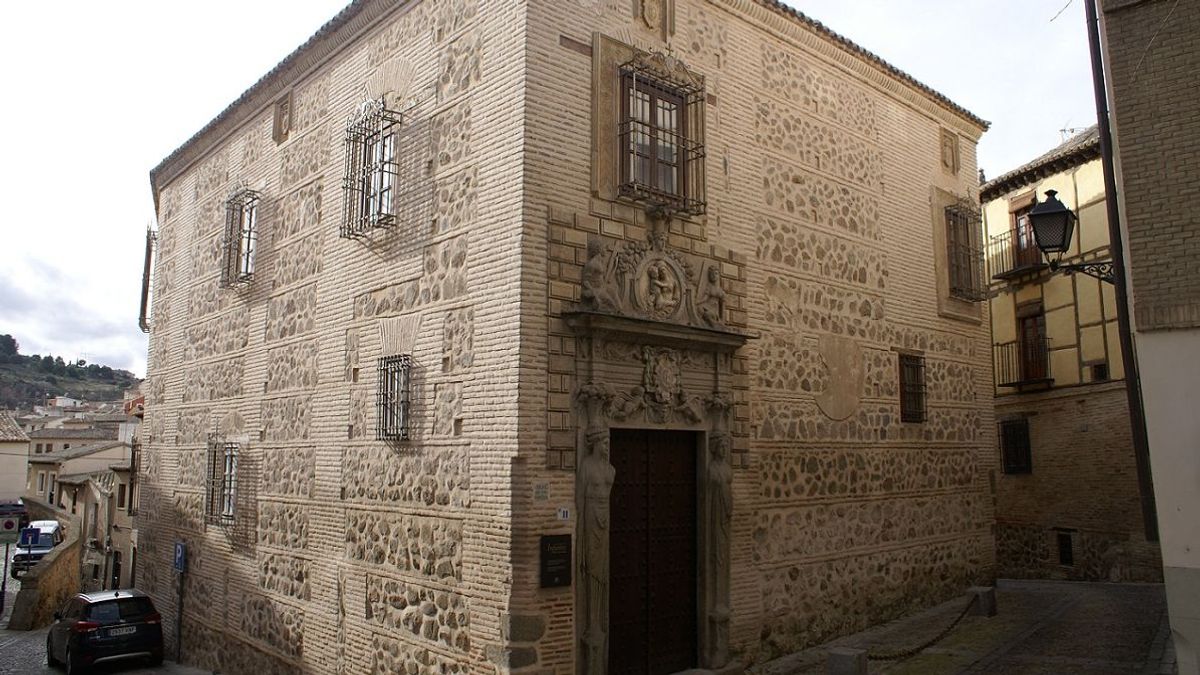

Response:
(581, 239), (620, 312)
(579, 427), (616, 674)
(706, 432), (733, 667)
(695, 265), (726, 327)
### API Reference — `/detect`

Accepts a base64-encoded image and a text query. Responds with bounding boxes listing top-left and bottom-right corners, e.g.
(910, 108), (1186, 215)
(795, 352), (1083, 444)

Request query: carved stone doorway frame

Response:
(566, 310), (746, 674)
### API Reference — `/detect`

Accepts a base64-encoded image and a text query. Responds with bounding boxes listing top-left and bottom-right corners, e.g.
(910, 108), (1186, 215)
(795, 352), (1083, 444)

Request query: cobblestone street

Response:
(754, 580), (1174, 675)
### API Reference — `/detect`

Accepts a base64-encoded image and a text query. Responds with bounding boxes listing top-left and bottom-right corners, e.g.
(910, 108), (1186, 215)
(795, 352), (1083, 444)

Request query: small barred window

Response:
(341, 99), (403, 238)
(221, 188), (259, 287)
(205, 438), (239, 523)
(945, 200), (985, 302)
(377, 355), (412, 441)
(1000, 418), (1032, 474)
(618, 50), (706, 217)
(899, 354), (927, 423)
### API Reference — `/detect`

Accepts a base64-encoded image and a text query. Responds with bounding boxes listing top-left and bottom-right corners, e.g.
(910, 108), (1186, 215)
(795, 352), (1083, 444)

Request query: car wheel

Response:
(64, 646), (81, 675)
(45, 634), (60, 668)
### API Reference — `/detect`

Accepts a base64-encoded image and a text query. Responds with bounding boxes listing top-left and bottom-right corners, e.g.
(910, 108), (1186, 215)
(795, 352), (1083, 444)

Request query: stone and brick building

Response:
(981, 126), (1160, 582)
(1101, 0), (1200, 671)
(138, 0), (996, 671)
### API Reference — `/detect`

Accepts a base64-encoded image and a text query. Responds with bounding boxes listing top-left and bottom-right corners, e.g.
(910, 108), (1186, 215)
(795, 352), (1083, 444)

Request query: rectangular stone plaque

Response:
(539, 534), (571, 588)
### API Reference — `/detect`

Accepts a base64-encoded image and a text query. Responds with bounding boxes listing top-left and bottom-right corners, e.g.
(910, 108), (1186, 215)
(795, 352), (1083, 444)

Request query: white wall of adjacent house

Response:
(0, 440), (27, 501)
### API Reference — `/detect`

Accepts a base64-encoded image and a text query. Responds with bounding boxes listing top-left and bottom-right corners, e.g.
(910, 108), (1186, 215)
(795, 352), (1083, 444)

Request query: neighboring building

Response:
(139, 1), (994, 671)
(60, 463), (137, 592)
(25, 441), (131, 509)
(1103, 1), (1200, 671)
(27, 427), (118, 458)
(981, 127), (1160, 581)
(0, 411), (30, 502)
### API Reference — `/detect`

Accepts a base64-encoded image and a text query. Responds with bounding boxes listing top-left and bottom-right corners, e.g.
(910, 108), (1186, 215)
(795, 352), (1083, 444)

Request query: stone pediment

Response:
(572, 231), (749, 350)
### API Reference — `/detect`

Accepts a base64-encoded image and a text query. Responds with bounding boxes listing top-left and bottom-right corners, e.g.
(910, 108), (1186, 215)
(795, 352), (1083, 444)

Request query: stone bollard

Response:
(826, 646), (868, 675)
(969, 586), (998, 617)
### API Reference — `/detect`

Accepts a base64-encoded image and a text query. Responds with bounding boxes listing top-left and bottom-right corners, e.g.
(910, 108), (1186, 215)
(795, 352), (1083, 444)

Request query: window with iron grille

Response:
(221, 189), (259, 287)
(205, 438), (238, 523)
(618, 51), (706, 217)
(1000, 418), (1032, 474)
(377, 355), (412, 441)
(945, 200), (986, 302)
(899, 354), (927, 423)
(341, 99), (403, 238)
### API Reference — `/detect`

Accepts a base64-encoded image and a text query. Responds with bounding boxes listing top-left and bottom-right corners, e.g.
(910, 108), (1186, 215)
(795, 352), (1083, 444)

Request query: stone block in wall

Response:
(177, 448), (206, 489)
(927, 360), (976, 403)
(192, 150), (229, 201)
(760, 537), (989, 657)
(438, 30), (483, 101)
(754, 215), (887, 290)
(242, 593), (304, 659)
(434, 382), (463, 436)
(276, 182), (323, 243)
(761, 44), (877, 137)
(342, 445), (469, 507)
(183, 311), (250, 362)
(177, 408), (212, 445)
(173, 491), (204, 532)
(754, 492), (988, 562)
(434, 166), (477, 234)
(181, 357), (244, 403)
(433, 101), (472, 171)
(265, 339), (320, 393)
(755, 400), (980, 443)
(260, 446), (315, 498)
(273, 233), (324, 288)
(762, 158), (881, 240)
(685, 4), (728, 66)
(365, 574), (470, 652)
(433, 0), (478, 43)
(755, 98), (882, 190)
(355, 278), (420, 319)
(292, 73), (329, 135)
(763, 276), (886, 342)
(345, 510), (462, 582)
(370, 633), (468, 674)
(278, 129), (330, 191)
(348, 388), (371, 440)
(258, 552), (311, 600)
(261, 395), (311, 442)
(442, 307), (474, 372)
(240, 119), (267, 169)
(264, 285), (318, 342)
(187, 278), (231, 322)
(759, 448), (977, 501)
(183, 621), (296, 675)
(421, 235), (468, 303)
(257, 501), (309, 550)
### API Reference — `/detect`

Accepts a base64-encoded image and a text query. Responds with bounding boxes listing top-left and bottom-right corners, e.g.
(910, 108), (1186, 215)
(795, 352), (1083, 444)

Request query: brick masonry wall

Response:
(139, 0), (528, 672)
(994, 382), (1161, 582)
(518, 0), (995, 668)
(1103, 0), (1200, 331)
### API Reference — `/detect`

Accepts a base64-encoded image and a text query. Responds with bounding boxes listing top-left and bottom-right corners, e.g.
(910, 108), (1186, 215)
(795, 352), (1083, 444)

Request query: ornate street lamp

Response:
(1028, 189), (1115, 283)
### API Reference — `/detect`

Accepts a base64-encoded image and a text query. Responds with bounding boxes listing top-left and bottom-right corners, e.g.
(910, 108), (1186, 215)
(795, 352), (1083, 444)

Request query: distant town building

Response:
(981, 126), (1160, 582)
(139, 0), (994, 671)
(0, 410), (30, 502)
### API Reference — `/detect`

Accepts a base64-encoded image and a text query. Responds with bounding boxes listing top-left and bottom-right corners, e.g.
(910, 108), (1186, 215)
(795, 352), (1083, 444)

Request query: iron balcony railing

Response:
(988, 229), (1047, 280)
(994, 339), (1052, 387)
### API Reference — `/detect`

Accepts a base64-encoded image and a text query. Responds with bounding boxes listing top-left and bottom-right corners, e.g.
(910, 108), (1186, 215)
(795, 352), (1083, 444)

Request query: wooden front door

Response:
(608, 429), (698, 674)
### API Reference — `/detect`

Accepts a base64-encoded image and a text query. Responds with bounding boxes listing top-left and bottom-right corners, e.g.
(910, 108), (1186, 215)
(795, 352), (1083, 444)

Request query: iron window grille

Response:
(1000, 418), (1032, 474)
(899, 354), (927, 423)
(221, 188), (259, 287)
(377, 355), (412, 441)
(341, 98), (403, 238)
(205, 438), (239, 524)
(618, 51), (706, 217)
(946, 200), (986, 301)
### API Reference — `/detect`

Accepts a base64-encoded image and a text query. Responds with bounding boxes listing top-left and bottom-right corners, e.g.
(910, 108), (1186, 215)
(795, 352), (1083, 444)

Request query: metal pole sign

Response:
(0, 517), (19, 545)
(0, 543), (9, 615)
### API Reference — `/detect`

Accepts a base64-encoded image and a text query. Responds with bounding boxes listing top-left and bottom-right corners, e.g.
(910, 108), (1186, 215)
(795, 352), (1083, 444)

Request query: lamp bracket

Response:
(1049, 260), (1115, 284)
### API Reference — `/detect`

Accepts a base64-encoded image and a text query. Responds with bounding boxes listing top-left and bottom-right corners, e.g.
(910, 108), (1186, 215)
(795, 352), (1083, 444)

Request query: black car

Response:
(46, 589), (163, 674)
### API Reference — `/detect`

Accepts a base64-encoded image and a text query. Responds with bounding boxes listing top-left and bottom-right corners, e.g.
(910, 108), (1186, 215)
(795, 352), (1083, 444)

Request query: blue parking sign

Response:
(173, 542), (186, 573)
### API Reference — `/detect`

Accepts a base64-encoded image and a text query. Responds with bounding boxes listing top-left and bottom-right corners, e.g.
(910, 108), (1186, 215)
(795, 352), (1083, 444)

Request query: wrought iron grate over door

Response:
(609, 429), (698, 674)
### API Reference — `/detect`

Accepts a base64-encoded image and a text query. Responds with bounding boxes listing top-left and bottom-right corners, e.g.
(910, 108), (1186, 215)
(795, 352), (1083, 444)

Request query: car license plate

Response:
(108, 626), (136, 636)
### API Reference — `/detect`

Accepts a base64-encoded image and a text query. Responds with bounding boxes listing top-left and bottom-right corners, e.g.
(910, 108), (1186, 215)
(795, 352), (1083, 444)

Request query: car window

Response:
(37, 533), (55, 547)
(85, 598), (156, 622)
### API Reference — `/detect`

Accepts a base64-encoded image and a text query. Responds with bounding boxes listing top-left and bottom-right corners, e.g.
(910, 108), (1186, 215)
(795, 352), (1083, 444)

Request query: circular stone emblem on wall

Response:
(642, 0), (662, 29)
(634, 256), (682, 320)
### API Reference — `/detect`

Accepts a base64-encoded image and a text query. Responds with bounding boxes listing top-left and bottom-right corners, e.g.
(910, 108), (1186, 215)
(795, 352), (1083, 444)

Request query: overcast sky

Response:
(0, 1), (1094, 380)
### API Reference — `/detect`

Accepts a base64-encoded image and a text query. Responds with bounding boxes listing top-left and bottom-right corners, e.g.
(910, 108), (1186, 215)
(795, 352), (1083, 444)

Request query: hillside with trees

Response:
(0, 334), (139, 409)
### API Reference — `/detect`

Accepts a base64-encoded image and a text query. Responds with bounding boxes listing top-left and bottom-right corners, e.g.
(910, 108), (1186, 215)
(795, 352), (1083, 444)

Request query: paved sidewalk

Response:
(753, 579), (1173, 675)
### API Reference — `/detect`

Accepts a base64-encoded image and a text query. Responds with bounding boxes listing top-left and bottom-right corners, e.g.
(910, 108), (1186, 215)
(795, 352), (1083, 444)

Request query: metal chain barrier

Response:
(867, 593), (978, 662)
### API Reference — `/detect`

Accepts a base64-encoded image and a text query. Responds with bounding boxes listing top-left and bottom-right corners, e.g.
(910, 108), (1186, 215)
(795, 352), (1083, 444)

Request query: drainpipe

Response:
(1084, 0), (1158, 541)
